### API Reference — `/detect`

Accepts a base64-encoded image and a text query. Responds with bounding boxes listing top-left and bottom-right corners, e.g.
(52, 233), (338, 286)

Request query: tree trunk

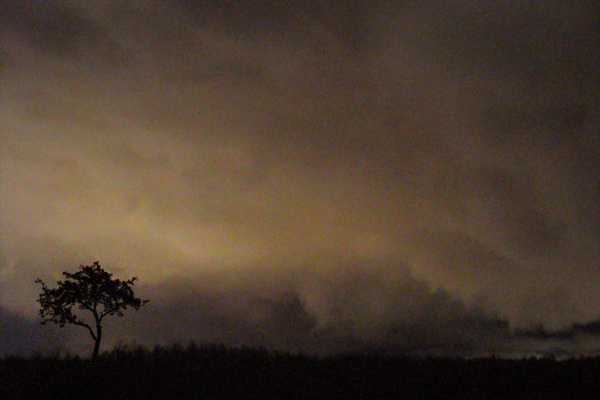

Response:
(92, 324), (102, 359)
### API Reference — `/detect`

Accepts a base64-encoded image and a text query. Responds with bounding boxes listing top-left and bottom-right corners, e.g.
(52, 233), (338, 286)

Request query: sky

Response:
(1, 0), (599, 358)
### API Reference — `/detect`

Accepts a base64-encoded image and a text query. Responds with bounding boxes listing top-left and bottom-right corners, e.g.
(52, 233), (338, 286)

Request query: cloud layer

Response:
(1, 0), (600, 356)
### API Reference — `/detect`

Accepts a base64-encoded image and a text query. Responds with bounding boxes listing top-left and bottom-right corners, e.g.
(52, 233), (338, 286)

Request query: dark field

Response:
(1, 344), (599, 399)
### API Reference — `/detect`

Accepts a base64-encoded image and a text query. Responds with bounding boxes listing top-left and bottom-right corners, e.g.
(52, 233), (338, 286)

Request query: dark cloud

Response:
(0, 0), (125, 65)
(102, 262), (515, 357)
(1, 0), (600, 356)
(517, 320), (600, 357)
(0, 305), (65, 356)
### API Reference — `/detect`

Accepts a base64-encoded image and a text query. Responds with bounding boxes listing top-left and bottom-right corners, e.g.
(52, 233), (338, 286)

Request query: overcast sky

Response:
(1, 0), (599, 357)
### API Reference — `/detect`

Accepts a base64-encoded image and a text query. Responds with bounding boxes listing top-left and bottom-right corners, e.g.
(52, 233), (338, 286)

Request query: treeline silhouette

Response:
(1, 342), (600, 399)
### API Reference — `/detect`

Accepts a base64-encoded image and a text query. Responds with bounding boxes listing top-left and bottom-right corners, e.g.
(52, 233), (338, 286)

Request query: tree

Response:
(35, 261), (149, 359)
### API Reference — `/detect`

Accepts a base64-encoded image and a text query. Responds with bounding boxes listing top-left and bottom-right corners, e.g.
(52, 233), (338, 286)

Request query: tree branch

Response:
(71, 320), (97, 341)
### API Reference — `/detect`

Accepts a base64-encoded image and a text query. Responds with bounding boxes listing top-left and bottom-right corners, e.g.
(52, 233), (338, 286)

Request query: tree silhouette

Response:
(35, 261), (149, 359)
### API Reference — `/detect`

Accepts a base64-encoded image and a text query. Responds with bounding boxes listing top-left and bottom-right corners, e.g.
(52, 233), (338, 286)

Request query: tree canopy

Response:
(35, 261), (149, 359)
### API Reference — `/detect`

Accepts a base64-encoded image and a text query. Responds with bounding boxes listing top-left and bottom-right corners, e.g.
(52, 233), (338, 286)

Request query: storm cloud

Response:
(1, 0), (599, 356)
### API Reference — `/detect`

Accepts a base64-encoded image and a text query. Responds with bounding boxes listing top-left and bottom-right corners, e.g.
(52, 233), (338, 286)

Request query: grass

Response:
(1, 342), (599, 399)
